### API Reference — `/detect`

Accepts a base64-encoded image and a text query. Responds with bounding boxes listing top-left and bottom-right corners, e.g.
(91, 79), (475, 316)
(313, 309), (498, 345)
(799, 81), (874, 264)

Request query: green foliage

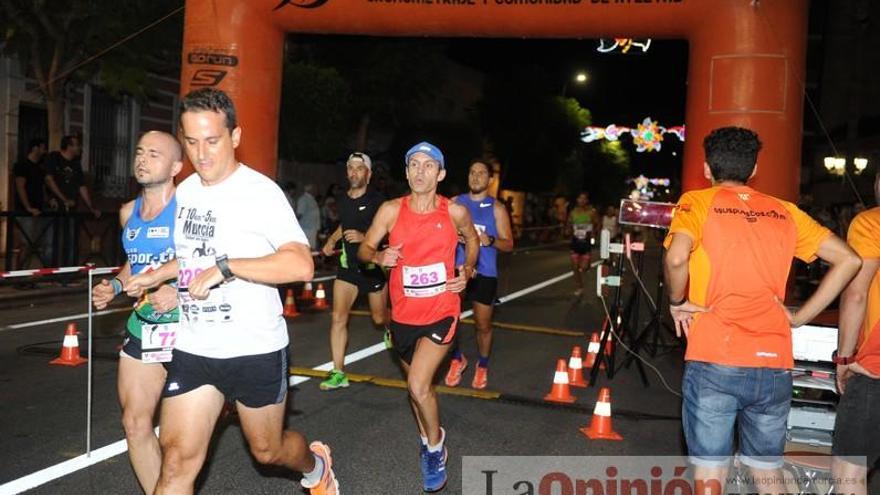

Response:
(582, 140), (631, 207)
(0, 0), (182, 99)
(279, 62), (351, 161)
(478, 66), (593, 191)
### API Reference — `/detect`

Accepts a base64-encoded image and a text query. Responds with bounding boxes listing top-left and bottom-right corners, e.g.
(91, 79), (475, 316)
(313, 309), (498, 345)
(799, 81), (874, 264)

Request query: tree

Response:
(479, 66), (594, 191)
(296, 36), (447, 151)
(0, 0), (182, 149)
(279, 62), (351, 162)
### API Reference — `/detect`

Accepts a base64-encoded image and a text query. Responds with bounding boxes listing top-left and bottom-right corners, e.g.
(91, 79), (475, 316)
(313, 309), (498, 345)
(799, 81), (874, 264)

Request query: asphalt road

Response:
(2, 245), (848, 495)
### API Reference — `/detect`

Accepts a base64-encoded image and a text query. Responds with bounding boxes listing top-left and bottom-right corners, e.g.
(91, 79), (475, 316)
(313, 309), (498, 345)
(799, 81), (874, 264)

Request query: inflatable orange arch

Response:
(181, 0), (807, 200)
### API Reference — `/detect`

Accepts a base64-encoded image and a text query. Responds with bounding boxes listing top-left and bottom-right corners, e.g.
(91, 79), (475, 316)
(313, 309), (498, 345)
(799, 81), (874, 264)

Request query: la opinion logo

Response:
(273, 0), (329, 10)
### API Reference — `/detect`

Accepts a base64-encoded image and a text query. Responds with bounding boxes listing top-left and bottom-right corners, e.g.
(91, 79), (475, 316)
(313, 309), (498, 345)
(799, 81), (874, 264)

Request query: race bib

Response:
(178, 256), (232, 326)
(141, 322), (177, 363)
(474, 224), (486, 235)
(178, 256), (215, 290)
(402, 262), (447, 298)
(573, 224), (592, 240)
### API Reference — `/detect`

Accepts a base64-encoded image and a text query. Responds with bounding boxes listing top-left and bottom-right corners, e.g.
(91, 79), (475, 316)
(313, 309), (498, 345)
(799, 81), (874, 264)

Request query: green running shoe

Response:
(319, 369), (349, 391)
(384, 328), (393, 350)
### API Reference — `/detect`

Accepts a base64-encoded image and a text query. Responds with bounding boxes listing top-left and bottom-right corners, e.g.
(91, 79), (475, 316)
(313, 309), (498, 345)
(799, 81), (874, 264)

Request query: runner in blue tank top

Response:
(444, 159), (514, 390)
(91, 131), (182, 494)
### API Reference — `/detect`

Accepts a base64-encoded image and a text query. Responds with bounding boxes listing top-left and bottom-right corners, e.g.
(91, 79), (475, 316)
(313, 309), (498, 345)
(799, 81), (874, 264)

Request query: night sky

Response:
(447, 37), (689, 180)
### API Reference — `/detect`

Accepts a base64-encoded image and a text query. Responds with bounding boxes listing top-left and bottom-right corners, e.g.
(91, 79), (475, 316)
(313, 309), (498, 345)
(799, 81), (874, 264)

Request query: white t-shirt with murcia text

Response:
(174, 164), (308, 358)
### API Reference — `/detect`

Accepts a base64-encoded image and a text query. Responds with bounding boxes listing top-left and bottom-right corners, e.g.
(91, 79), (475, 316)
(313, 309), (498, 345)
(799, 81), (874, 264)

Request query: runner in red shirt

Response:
(359, 142), (479, 493)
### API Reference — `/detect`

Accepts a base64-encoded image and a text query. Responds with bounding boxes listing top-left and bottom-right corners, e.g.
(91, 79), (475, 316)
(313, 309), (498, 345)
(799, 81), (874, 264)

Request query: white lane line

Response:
(0, 308), (131, 332)
(0, 270), (572, 494)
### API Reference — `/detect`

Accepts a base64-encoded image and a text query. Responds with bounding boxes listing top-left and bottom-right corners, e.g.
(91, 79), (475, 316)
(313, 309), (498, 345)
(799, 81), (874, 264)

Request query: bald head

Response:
(134, 130), (184, 187)
(142, 130), (182, 162)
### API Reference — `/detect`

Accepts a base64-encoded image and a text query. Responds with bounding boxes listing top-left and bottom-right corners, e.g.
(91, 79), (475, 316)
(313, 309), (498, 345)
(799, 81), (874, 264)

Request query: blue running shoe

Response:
(422, 428), (447, 492)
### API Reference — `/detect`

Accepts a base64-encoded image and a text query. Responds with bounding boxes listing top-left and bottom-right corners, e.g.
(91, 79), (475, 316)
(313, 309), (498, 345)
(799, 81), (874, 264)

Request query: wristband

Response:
(215, 255), (235, 282)
(668, 296), (687, 307)
(110, 277), (123, 296)
(831, 350), (853, 365)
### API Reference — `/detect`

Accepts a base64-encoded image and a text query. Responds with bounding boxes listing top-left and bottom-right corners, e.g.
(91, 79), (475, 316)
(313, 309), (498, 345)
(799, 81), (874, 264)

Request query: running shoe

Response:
(301, 441), (339, 495)
(422, 433), (448, 492)
(383, 328), (393, 350)
(471, 365), (489, 390)
(443, 356), (468, 387)
(319, 369), (349, 391)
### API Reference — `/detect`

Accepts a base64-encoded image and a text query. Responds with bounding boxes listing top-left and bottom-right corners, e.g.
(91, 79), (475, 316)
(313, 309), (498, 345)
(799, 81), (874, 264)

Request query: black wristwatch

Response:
(488, 235), (496, 247)
(215, 255), (235, 282)
(668, 296), (687, 307)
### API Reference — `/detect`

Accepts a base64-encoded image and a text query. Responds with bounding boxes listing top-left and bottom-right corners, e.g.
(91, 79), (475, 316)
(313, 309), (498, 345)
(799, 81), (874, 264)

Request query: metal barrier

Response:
(1, 211), (124, 272)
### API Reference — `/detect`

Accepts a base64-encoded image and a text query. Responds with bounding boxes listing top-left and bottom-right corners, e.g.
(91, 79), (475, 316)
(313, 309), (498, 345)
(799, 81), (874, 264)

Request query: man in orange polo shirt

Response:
(664, 127), (860, 493)
(832, 172), (880, 495)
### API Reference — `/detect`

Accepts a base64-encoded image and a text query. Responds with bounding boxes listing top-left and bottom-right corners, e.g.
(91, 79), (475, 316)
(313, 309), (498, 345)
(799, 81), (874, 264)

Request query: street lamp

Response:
(824, 156), (869, 176)
(824, 156), (845, 176)
(562, 71), (589, 97)
(854, 157), (868, 175)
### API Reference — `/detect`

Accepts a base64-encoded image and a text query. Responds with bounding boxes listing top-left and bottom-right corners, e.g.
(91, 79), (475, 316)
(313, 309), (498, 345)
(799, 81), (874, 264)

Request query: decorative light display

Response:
(629, 175), (672, 201)
(581, 118), (685, 152)
(597, 38), (652, 54)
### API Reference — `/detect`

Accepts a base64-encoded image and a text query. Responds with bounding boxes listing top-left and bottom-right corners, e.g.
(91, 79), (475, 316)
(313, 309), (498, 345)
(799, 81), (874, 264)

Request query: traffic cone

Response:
(579, 387), (623, 441)
(282, 288), (299, 317)
(585, 332), (601, 369)
(568, 346), (588, 388)
(301, 282), (314, 303)
(544, 359), (576, 404)
(50, 323), (88, 367)
(313, 283), (328, 310)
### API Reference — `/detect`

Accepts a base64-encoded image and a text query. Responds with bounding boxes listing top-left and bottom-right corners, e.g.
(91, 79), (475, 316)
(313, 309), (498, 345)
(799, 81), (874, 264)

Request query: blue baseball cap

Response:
(405, 141), (445, 169)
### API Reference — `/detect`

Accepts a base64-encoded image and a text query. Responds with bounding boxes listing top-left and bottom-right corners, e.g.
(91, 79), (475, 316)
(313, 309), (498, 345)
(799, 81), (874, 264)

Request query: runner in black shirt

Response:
(319, 152), (388, 390)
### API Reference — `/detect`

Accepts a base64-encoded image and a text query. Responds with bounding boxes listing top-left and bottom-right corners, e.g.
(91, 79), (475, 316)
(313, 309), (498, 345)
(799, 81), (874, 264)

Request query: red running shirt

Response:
(388, 195), (460, 326)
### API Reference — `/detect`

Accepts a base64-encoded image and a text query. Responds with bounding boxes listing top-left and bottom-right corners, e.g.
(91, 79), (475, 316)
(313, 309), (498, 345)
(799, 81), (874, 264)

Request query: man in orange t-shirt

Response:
(664, 127), (860, 493)
(832, 172), (880, 495)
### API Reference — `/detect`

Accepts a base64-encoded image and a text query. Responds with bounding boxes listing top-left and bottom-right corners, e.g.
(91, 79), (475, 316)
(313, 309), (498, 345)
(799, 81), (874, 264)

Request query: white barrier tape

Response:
(3, 269), (573, 494)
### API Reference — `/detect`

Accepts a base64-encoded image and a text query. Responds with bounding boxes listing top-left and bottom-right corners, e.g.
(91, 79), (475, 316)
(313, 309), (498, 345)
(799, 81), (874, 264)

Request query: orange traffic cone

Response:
(544, 358), (576, 404)
(50, 323), (88, 367)
(585, 332), (601, 369)
(580, 387), (623, 441)
(282, 288), (300, 317)
(313, 283), (328, 310)
(568, 346), (588, 388)
(301, 282), (314, 303)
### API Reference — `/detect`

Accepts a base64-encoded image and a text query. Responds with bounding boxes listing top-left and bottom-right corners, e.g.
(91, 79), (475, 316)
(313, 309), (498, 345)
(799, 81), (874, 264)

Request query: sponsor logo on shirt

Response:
(167, 382), (179, 391)
(358, 205), (367, 211)
(147, 226), (170, 239)
(126, 227), (141, 242)
(479, 202), (492, 208)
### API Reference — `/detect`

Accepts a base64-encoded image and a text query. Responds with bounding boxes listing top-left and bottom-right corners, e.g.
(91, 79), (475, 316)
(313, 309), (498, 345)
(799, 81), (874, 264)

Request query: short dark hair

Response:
(27, 138), (46, 151)
(469, 159), (492, 175)
(179, 88), (237, 131)
(60, 135), (79, 150)
(703, 127), (762, 183)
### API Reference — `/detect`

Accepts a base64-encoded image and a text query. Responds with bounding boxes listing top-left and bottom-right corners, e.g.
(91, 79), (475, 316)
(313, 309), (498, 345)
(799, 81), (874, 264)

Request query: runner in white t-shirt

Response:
(126, 88), (338, 495)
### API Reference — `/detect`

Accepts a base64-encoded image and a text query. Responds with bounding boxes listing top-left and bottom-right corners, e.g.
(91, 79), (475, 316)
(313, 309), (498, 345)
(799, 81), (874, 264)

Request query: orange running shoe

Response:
(443, 355), (468, 387)
(301, 441), (339, 495)
(471, 365), (489, 390)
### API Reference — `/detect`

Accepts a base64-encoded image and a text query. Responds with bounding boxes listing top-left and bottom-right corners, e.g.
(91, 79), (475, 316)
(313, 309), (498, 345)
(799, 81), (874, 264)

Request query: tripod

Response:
(618, 238), (682, 384)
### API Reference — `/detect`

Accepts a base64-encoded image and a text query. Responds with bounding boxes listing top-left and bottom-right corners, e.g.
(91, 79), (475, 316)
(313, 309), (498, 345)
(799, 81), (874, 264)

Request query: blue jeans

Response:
(682, 361), (792, 469)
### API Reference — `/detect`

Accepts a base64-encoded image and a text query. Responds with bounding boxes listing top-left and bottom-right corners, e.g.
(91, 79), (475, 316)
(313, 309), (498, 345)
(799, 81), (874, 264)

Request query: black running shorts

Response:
(162, 347), (289, 408)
